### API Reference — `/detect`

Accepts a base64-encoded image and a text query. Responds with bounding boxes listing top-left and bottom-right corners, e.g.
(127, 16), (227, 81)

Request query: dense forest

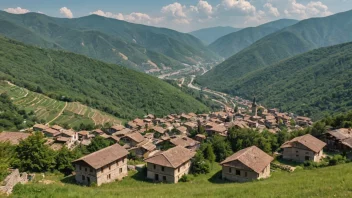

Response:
(0, 37), (209, 120)
(230, 42), (352, 119)
(0, 11), (219, 72)
(197, 10), (352, 91)
(209, 19), (298, 58)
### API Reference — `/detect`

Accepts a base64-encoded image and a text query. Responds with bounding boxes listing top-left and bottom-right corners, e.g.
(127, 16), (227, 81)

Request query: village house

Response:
(43, 128), (61, 137)
(78, 131), (90, 140)
(169, 136), (200, 151)
(114, 128), (132, 137)
(325, 128), (352, 151)
(295, 116), (313, 127)
(129, 141), (156, 158)
(280, 134), (326, 162)
(51, 125), (63, 131)
(121, 132), (145, 147)
(92, 129), (104, 136)
(206, 124), (227, 136)
(220, 146), (273, 182)
(176, 126), (188, 135)
(194, 134), (206, 142)
(183, 122), (197, 131)
(72, 144), (129, 186)
(107, 125), (125, 135)
(144, 146), (195, 183)
(0, 132), (30, 145)
(33, 124), (48, 131)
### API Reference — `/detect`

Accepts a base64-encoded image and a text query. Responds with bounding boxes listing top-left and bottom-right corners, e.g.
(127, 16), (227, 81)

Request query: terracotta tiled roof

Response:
(220, 146), (273, 173)
(33, 124), (48, 130)
(111, 125), (125, 131)
(125, 132), (145, 143)
(281, 134), (326, 153)
(170, 136), (199, 148)
(141, 142), (156, 151)
(44, 128), (61, 136)
(0, 132), (30, 145)
(73, 144), (128, 169)
(153, 126), (166, 134)
(145, 146), (195, 168)
(51, 125), (63, 131)
(327, 128), (352, 140)
(341, 137), (352, 149)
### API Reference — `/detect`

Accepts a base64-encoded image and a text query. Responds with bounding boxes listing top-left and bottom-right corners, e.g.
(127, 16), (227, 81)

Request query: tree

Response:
(13, 132), (56, 172)
(211, 135), (232, 162)
(86, 136), (113, 153)
(191, 151), (210, 175)
(0, 142), (15, 181)
(56, 147), (77, 175)
(203, 144), (216, 163)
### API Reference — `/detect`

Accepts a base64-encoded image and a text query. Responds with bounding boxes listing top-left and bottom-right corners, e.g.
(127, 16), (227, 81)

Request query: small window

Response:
(178, 168), (180, 173)
(229, 167), (232, 173)
(79, 165), (82, 170)
(245, 172), (248, 177)
(101, 167), (104, 173)
(305, 156), (310, 161)
(305, 152), (309, 154)
(82, 175), (85, 180)
(119, 168), (122, 173)
(296, 155), (299, 157)
(90, 168), (93, 173)
(109, 165), (111, 170)
(85, 168), (87, 172)
(161, 166), (165, 172)
(116, 160), (119, 165)
(153, 164), (156, 169)
(236, 170), (240, 176)
(296, 150), (299, 153)
(163, 176), (167, 181)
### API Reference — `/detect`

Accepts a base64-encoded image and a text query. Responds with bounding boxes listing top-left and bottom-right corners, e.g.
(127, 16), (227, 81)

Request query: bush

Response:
(328, 155), (347, 166)
(179, 174), (194, 182)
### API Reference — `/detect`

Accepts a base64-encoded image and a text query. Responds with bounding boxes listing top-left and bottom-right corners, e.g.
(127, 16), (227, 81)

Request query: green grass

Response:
(10, 163), (352, 198)
(0, 82), (121, 128)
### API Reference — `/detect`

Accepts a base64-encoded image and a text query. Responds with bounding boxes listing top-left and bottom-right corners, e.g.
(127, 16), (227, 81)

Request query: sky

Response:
(1, 0), (352, 32)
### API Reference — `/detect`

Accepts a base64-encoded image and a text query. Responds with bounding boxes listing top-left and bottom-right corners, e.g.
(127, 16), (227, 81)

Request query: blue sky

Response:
(1, 0), (352, 32)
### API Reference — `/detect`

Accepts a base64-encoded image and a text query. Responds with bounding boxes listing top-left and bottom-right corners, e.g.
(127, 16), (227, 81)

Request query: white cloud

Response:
(221, 0), (256, 14)
(197, 0), (213, 15)
(264, 3), (280, 17)
(284, 0), (333, 19)
(59, 7), (73, 18)
(4, 7), (30, 14)
(161, 2), (187, 18)
(90, 10), (163, 25)
(91, 10), (124, 20)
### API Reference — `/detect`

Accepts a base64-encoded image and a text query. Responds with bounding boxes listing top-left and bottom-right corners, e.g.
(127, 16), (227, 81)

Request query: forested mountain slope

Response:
(198, 10), (352, 91)
(189, 26), (241, 45)
(231, 42), (352, 119)
(0, 11), (219, 72)
(0, 37), (209, 119)
(209, 19), (298, 58)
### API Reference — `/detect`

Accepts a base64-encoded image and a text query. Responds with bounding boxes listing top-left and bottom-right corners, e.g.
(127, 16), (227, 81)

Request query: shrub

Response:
(179, 174), (194, 182)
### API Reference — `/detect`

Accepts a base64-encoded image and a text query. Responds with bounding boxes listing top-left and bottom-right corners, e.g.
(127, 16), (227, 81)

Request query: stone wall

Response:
(0, 169), (28, 195)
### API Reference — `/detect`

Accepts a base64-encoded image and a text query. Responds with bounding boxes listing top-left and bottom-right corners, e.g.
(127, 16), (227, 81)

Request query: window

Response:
(85, 168), (87, 172)
(305, 152), (309, 154)
(153, 164), (156, 169)
(305, 156), (310, 161)
(178, 168), (180, 173)
(163, 176), (167, 181)
(229, 167), (232, 173)
(236, 170), (241, 176)
(161, 166), (165, 172)
(296, 155), (299, 157)
(296, 150), (299, 153)
(101, 167), (104, 173)
(82, 175), (85, 181)
(245, 172), (248, 177)
(90, 168), (93, 173)
(79, 165), (82, 171)
(109, 165), (111, 170)
(119, 168), (122, 173)
(107, 174), (111, 180)
(116, 160), (119, 166)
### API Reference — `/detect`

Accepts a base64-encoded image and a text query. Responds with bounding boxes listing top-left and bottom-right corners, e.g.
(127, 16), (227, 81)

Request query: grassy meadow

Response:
(9, 163), (352, 198)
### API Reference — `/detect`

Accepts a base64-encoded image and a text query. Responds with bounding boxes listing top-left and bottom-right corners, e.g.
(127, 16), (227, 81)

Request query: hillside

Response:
(198, 10), (352, 91)
(10, 163), (352, 197)
(0, 11), (219, 73)
(230, 42), (352, 119)
(209, 19), (298, 58)
(189, 26), (241, 45)
(0, 37), (209, 120)
(0, 82), (122, 129)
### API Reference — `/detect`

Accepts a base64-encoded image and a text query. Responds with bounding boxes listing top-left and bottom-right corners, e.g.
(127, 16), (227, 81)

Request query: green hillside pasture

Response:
(10, 163), (352, 198)
(0, 82), (121, 128)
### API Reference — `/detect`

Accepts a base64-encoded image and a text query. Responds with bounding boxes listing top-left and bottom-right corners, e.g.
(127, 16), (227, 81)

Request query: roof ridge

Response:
(74, 144), (119, 161)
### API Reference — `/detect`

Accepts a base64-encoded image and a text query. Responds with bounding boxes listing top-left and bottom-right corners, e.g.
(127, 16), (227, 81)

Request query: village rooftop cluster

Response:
(3, 98), (351, 187)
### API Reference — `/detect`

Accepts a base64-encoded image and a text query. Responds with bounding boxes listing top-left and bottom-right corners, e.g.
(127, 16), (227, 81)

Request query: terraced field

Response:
(0, 82), (122, 128)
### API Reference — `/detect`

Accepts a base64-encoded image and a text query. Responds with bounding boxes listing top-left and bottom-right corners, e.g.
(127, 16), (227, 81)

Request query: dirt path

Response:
(46, 102), (68, 125)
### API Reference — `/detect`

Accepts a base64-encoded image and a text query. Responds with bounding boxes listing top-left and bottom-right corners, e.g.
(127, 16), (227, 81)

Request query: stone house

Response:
(33, 124), (48, 131)
(220, 146), (273, 182)
(325, 128), (352, 151)
(169, 136), (200, 151)
(121, 132), (145, 147)
(43, 128), (61, 137)
(280, 134), (326, 162)
(72, 144), (129, 186)
(107, 125), (125, 135)
(144, 146), (195, 183)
